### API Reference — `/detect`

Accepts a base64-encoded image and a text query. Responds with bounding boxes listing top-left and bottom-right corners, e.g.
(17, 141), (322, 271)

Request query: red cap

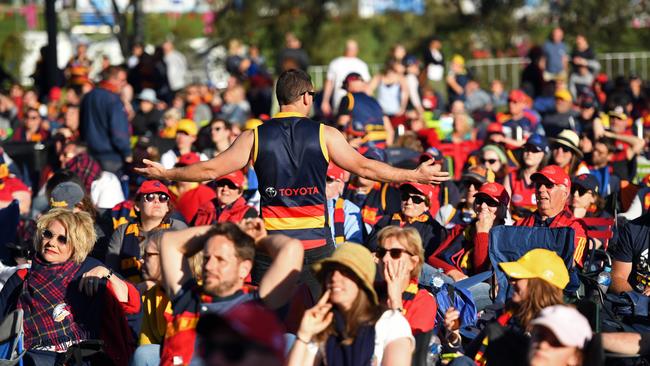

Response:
(399, 182), (435, 201)
(197, 302), (286, 362)
(326, 162), (346, 181)
(531, 165), (571, 189)
(49, 87), (62, 102)
(136, 180), (170, 196)
(486, 122), (504, 135)
(474, 182), (510, 206)
(176, 152), (201, 166)
(508, 89), (528, 103)
(215, 170), (245, 189)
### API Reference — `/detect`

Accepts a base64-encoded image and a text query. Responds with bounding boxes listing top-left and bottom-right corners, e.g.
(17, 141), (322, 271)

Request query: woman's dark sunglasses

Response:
(375, 247), (412, 259)
(43, 229), (67, 245)
(474, 196), (499, 207)
(400, 192), (426, 204)
(551, 144), (571, 153)
(215, 180), (239, 190)
(572, 186), (591, 196)
(143, 193), (170, 203)
(480, 158), (498, 165)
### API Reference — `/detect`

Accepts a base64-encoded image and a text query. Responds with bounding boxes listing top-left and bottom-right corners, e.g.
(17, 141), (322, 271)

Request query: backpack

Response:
(434, 283), (478, 332)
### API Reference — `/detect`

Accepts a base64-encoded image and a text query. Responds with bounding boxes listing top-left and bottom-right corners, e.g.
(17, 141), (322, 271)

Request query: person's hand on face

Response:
(382, 251), (411, 307)
(297, 289), (334, 341)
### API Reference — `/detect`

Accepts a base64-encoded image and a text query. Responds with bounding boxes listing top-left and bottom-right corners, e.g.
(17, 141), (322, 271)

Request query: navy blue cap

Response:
(419, 147), (443, 163)
(572, 174), (599, 194)
(361, 147), (387, 163)
(403, 55), (419, 66)
(524, 133), (549, 153)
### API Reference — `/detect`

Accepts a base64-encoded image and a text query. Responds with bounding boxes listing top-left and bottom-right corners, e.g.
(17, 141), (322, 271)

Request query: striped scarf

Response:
(17, 255), (87, 351)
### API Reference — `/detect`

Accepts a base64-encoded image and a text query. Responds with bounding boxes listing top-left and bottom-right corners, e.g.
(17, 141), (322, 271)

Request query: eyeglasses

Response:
(303, 91), (316, 97)
(572, 186), (591, 196)
(551, 144), (571, 153)
(523, 145), (542, 153)
(400, 192), (427, 204)
(474, 196), (499, 207)
(215, 180), (239, 190)
(43, 229), (67, 245)
(480, 158), (499, 165)
(143, 193), (170, 203)
(376, 247), (412, 259)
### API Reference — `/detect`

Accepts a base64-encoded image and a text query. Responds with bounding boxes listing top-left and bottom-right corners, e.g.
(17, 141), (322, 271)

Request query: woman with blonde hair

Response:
(288, 243), (414, 366)
(0, 209), (141, 366)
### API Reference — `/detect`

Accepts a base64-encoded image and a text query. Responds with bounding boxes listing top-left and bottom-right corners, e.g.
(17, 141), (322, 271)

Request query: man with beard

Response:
(157, 222), (303, 366)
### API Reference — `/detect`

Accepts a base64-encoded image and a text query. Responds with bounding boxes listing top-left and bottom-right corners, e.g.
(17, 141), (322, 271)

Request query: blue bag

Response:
(435, 283), (478, 332)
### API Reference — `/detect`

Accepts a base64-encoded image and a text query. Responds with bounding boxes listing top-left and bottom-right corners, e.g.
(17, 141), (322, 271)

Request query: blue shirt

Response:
(543, 40), (567, 74)
(327, 197), (363, 244)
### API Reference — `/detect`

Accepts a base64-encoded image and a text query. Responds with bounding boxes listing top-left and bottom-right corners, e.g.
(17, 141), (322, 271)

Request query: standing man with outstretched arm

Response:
(136, 68), (449, 298)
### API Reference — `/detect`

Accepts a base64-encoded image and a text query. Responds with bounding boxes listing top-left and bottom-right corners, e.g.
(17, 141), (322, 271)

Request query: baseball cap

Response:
(215, 170), (245, 189)
(508, 89), (528, 103)
(359, 146), (387, 163)
(176, 119), (198, 136)
(175, 152), (201, 167)
(461, 165), (495, 185)
(451, 54), (465, 66)
(524, 133), (549, 153)
(327, 163), (346, 181)
(343, 72), (363, 90)
(486, 122), (504, 136)
(50, 181), (85, 210)
(555, 89), (573, 103)
(499, 248), (570, 289)
(419, 147), (444, 164)
(137, 88), (159, 104)
(531, 165), (571, 190)
(136, 180), (170, 196)
(399, 182), (435, 202)
(531, 305), (592, 348)
(572, 174), (599, 194)
(608, 109), (628, 121)
(313, 243), (378, 305)
(578, 94), (596, 109)
(474, 182), (509, 206)
(196, 302), (287, 362)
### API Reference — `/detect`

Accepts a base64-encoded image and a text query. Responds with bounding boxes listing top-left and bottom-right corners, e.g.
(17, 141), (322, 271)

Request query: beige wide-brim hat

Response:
(549, 130), (583, 158)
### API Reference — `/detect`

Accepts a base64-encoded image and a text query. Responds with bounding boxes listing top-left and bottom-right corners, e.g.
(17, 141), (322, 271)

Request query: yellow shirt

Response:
(139, 285), (172, 345)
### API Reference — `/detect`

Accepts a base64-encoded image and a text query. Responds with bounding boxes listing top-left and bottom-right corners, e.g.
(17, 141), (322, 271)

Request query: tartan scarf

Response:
(65, 152), (102, 193)
(18, 254), (87, 351)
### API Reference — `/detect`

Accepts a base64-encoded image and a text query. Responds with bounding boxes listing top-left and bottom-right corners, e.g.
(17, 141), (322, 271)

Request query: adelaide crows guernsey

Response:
(253, 112), (330, 249)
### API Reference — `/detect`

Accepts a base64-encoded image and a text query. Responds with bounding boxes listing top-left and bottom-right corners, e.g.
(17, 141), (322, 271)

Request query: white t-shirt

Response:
(310, 310), (414, 366)
(326, 56), (371, 110)
(160, 150), (209, 170)
(91, 171), (125, 209)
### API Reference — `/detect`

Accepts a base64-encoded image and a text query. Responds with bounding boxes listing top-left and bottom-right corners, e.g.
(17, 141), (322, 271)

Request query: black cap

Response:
(572, 174), (599, 194)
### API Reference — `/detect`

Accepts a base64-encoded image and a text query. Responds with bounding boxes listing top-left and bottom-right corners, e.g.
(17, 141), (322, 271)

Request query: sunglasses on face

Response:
(474, 196), (499, 207)
(215, 181), (238, 190)
(534, 181), (556, 190)
(480, 158), (499, 165)
(43, 229), (67, 245)
(523, 145), (542, 153)
(400, 192), (426, 204)
(376, 247), (412, 259)
(143, 193), (170, 203)
(572, 186), (591, 196)
(551, 144), (571, 153)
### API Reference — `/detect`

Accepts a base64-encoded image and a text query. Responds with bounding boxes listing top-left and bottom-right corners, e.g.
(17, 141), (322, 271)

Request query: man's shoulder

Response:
(629, 213), (650, 229)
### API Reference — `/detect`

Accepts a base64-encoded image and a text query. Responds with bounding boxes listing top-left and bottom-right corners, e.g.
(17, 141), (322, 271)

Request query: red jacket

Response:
(428, 224), (490, 275)
(515, 207), (588, 267)
(192, 196), (258, 225)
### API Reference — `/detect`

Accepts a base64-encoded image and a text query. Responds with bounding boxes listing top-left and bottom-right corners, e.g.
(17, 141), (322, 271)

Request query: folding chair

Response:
(488, 226), (579, 304)
(0, 309), (24, 366)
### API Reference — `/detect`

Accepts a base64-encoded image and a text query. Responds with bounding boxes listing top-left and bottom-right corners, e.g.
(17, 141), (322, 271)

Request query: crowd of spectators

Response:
(0, 25), (649, 366)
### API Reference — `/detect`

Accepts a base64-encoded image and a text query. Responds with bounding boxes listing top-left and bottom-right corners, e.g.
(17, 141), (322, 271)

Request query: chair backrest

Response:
(0, 308), (23, 363)
(488, 226), (578, 304)
(578, 216), (615, 250)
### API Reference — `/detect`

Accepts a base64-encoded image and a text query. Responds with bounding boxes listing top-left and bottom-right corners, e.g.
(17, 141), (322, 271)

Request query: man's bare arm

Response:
(257, 235), (304, 309)
(135, 130), (254, 182)
(602, 332), (650, 355)
(159, 226), (213, 298)
(324, 126), (449, 184)
(610, 260), (634, 294)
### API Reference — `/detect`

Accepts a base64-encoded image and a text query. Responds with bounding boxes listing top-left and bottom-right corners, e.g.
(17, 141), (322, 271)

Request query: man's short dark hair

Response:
(200, 222), (255, 261)
(276, 69), (313, 106)
(596, 137), (616, 153)
(102, 65), (126, 81)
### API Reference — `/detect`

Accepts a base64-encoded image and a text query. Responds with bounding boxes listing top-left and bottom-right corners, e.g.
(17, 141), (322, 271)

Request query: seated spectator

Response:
(479, 144), (508, 184)
(11, 107), (49, 142)
(436, 165), (494, 229)
(106, 180), (186, 283)
(376, 226), (437, 335)
(0, 209), (141, 365)
(160, 119), (208, 169)
(0, 160), (31, 215)
(502, 89), (542, 145)
(429, 182), (510, 281)
(201, 119), (233, 158)
(464, 79), (492, 115)
(588, 137), (621, 198)
(170, 153), (216, 223)
(609, 212), (650, 294)
(504, 133), (549, 219)
(287, 243), (414, 366)
(325, 162), (363, 245)
(515, 165), (588, 267)
(619, 177), (650, 221)
(158, 222), (304, 365)
(59, 142), (125, 210)
(132, 88), (163, 137)
(542, 90), (578, 138)
(443, 249), (568, 366)
(195, 302), (287, 366)
(159, 108), (181, 139)
(218, 84), (251, 126)
(529, 305), (593, 366)
(192, 170), (258, 225)
(367, 182), (448, 257)
(549, 129), (590, 177)
(184, 84), (212, 124)
(569, 173), (610, 221)
(602, 109), (645, 182)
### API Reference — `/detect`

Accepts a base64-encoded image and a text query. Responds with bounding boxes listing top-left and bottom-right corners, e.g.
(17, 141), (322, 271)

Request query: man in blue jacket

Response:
(80, 66), (132, 174)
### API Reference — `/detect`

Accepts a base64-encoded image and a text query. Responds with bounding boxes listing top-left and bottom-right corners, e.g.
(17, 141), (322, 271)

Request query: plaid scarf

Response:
(65, 153), (102, 192)
(17, 255), (87, 351)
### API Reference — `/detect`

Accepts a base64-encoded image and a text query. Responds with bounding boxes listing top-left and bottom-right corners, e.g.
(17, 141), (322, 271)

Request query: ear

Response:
(238, 259), (252, 280)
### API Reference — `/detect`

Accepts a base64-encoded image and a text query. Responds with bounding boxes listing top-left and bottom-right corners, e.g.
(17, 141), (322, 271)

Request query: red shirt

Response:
(402, 281), (437, 334)
(0, 176), (30, 202)
(174, 185), (217, 223)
